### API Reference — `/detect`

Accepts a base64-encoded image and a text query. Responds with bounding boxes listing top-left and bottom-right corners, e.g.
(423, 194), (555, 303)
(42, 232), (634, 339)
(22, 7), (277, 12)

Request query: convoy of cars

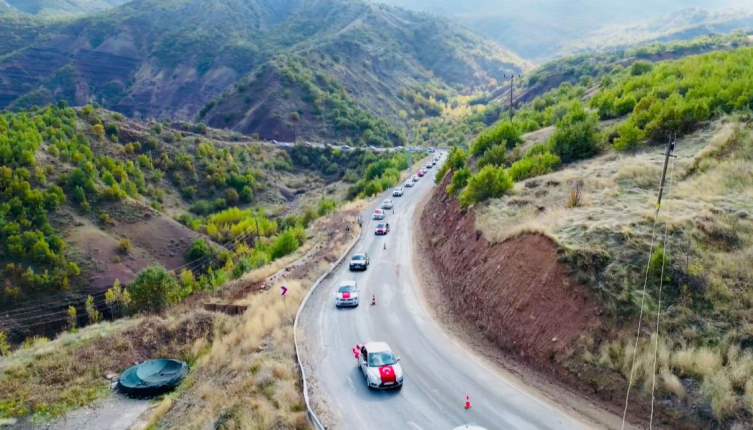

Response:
(331, 149), (445, 393)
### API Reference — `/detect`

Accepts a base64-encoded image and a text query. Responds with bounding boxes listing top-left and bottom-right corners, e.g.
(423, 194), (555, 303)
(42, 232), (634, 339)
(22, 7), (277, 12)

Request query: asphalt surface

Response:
(299, 156), (592, 430)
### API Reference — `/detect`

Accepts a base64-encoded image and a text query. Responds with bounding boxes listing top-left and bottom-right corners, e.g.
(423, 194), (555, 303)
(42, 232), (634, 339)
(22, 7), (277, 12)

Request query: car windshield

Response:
(338, 285), (355, 293)
(352, 254), (365, 261)
(368, 351), (397, 367)
(377, 224), (385, 229)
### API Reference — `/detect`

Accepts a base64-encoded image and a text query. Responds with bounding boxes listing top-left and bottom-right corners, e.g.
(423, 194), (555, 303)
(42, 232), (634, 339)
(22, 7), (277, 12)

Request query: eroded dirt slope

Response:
(420, 174), (602, 367)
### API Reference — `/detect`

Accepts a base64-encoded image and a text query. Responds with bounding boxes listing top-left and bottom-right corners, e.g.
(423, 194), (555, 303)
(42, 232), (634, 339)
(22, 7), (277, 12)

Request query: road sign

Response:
(280, 286), (288, 297)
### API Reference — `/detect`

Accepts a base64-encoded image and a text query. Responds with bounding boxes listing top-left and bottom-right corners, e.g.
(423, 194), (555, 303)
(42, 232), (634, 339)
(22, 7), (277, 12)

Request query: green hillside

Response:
(0, 0), (527, 144)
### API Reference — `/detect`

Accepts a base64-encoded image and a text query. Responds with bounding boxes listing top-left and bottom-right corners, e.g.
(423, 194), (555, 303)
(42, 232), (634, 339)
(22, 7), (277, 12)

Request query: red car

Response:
(417, 170), (425, 177)
(375, 223), (390, 235)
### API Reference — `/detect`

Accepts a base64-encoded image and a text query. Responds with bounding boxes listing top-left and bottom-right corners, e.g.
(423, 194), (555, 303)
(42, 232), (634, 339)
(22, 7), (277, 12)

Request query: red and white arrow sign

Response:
(280, 286), (288, 297)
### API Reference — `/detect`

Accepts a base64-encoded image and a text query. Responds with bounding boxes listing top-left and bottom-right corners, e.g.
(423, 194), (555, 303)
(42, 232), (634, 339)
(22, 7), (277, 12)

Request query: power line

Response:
(649, 144), (677, 429)
(620, 134), (676, 430)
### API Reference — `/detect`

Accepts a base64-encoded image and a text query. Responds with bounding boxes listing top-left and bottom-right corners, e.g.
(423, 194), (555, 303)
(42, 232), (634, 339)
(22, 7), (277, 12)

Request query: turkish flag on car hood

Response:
(342, 292), (351, 299)
(379, 365), (397, 383)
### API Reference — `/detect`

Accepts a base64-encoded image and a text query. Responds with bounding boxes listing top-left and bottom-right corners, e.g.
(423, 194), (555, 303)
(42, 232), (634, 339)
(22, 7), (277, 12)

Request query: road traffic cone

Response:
(371, 295), (376, 306)
(464, 395), (472, 409)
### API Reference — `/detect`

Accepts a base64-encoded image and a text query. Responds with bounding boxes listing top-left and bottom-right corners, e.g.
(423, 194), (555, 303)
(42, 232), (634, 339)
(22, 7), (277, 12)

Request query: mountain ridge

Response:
(0, 0), (527, 144)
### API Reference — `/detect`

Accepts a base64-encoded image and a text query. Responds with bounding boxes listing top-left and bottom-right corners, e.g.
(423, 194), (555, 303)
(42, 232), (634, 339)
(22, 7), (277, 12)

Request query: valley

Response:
(1, 0), (753, 429)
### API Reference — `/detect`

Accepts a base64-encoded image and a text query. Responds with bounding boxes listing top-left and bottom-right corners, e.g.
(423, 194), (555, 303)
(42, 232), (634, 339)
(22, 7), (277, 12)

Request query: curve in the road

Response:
(299, 157), (592, 430)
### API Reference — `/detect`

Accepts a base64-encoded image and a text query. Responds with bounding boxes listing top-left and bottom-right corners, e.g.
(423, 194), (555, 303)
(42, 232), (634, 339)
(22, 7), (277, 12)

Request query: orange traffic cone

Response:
(464, 395), (472, 409)
(371, 295), (376, 306)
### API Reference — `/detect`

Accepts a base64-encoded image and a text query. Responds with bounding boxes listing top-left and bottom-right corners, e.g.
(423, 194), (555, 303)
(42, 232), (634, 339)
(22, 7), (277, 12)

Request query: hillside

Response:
(0, 0), (527, 144)
(375, 0), (753, 61)
(562, 8), (753, 56)
(0, 0), (128, 16)
(425, 46), (753, 427)
(0, 102), (416, 341)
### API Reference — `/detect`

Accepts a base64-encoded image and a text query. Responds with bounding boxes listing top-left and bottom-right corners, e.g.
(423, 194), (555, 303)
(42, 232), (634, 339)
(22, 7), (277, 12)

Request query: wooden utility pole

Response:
(504, 74), (521, 120)
(656, 133), (677, 215)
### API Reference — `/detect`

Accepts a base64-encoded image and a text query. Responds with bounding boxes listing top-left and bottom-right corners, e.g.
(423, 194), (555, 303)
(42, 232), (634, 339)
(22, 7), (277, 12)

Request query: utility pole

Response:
(504, 74), (521, 121)
(656, 133), (677, 215)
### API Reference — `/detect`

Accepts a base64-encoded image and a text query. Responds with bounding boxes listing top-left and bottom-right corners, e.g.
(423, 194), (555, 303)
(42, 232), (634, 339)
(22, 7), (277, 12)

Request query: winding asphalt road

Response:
(299, 156), (592, 430)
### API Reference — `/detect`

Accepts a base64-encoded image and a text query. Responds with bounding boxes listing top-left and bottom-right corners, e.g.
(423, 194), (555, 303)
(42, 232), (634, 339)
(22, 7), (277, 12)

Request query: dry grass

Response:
(151, 209), (356, 429)
(0, 312), (216, 419)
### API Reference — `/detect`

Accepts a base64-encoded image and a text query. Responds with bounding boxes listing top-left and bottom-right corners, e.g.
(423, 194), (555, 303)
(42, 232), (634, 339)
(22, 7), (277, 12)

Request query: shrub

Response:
(471, 120), (521, 156)
(458, 165), (513, 207)
(187, 239), (213, 261)
(118, 238), (131, 254)
(550, 107), (600, 163)
(613, 121), (645, 152)
(446, 167), (471, 194)
(270, 229), (300, 259)
(317, 198), (337, 216)
(508, 152), (561, 181)
(128, 266), (180, 312)
(477, 145), (508, 168)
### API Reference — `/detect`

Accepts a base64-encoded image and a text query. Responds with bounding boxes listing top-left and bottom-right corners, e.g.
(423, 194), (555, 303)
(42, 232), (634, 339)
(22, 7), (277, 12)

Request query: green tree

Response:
(67, 306), (77, 333)
(0, 332), (9, 357)
(85, 295), (102, 323)
(128, 266), (180, 312)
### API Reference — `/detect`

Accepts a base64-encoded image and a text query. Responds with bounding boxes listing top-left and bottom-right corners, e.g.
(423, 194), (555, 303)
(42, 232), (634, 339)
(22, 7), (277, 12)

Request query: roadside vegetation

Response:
(429, 39), (753, 426)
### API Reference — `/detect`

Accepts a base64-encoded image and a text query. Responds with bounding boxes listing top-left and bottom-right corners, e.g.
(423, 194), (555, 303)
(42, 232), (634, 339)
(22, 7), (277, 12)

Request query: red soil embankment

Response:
(420, 175), (602, 368)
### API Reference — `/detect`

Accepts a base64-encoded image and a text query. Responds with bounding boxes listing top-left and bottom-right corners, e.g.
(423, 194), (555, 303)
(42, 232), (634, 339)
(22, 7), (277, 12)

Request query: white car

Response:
(335, 281), (359, 307)
(358, 342), (403, 389)
(381, 199), (393, 210)
(412, 174), (420, 182)
(372, 209), (385, 220)
(425, 163), (433, 169)
(393, 187), (404, 197)
(404, 180), (414, 188)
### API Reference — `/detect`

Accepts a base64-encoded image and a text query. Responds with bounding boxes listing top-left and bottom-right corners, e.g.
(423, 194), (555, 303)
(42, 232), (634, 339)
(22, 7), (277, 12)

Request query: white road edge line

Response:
(294, 228), (362, 430)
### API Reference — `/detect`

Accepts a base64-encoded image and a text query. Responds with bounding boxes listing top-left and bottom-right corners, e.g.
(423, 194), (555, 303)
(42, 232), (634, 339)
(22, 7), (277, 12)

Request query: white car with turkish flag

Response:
(335, 280), (359, 307)
(358, 342), (403, 389)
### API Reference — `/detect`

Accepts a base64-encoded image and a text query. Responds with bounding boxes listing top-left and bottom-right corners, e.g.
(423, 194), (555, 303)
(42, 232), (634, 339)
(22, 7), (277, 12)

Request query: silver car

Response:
(381, 199), (393, 210)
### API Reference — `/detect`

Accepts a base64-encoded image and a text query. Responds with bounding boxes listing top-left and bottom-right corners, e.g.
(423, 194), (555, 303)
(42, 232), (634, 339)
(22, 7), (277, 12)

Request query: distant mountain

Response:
(374, 0), (753, 61)
(0, 0), (129, 16)
(0, 0), (527, 144)
(562, 8), (753, 55)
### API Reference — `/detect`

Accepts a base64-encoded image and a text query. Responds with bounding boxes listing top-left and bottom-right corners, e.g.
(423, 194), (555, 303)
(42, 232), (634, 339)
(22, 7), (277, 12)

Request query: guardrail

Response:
(293, 228), (362, 430)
